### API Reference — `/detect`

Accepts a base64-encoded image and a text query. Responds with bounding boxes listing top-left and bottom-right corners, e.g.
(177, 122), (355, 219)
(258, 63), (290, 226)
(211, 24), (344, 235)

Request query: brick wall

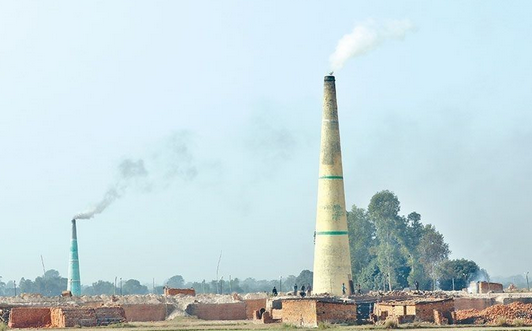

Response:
(185, 302), (247, 320)
(316, 301), (357, 324)
(414, 300), (454, 322)
(454, 298), (494, 311)
(374, 303), (396, 319)
(8, 307), (51, 328)
(375, 299), (454, 323)
(122, 304), (167, 322)
(281, 300), (317, 327)
(478, 282), (503, 293)
(244, 299), (267, 319)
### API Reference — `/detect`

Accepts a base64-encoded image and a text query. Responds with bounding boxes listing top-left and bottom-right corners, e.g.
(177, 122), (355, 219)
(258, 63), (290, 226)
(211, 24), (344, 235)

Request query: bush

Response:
(0, 323), (7, 331)
(513, 319), (525, 327)
(383, 318), (398, 329)
(494, 317), (509, 327)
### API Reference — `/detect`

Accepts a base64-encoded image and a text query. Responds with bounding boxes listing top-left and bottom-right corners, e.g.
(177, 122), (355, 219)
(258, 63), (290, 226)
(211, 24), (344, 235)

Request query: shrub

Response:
(384, 318), (398, 329)
(513, 319), (525, 327)
(494, 317), (509, 327)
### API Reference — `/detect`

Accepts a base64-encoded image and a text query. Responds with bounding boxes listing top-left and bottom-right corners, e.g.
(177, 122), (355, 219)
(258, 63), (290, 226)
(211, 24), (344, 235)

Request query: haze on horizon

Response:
(1, 0), (531, 286)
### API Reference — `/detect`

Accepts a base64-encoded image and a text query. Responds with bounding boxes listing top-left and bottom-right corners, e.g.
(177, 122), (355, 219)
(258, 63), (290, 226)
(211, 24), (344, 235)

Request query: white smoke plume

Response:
(329, 19), (416, 72)
(73, 159), (148, 220)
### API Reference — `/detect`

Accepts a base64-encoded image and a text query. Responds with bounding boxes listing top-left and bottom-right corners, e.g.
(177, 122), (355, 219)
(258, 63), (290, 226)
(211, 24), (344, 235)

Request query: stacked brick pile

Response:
(164, 288), (196, 296)
(8, 308), (51, 328)
(455, 302), (532, 325)
(50, 307), (125, 327)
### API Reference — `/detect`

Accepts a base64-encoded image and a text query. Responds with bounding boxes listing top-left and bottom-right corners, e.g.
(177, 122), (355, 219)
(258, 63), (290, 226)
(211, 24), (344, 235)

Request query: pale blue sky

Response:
(1, 1), (531, 285)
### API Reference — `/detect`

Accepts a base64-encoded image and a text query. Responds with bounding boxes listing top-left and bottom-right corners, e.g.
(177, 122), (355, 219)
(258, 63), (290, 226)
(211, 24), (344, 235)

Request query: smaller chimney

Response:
(67, 219), (81, 296)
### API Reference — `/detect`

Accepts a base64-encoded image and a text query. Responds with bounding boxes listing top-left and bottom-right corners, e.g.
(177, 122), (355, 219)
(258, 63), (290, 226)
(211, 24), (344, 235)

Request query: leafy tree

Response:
(347, 205), (376, 288)
(83, 280), (116, 295)
(295, 270), (313, 289)
(122, 279), (148, 295)
(0, 276), (5, 296)
(18, 270), (67, 296)
(438, 259), (479, 291)
(368, 190), (406, 290)
(166, 275), (185, 288)
(418, 225), (450, 290)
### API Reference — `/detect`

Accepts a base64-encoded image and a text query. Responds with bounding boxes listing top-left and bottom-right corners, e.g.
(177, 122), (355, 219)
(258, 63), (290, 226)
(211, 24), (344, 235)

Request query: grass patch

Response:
(0, 323), (7, 331)
(107, 322), (137, 328)
(282, 322), (299, 329)
(383, 318), (398, 329)
(318, 321), (335, 329)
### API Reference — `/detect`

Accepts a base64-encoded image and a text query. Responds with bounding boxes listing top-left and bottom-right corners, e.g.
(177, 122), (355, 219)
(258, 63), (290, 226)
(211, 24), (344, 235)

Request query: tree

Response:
(0, 276), (5, 296)
(122, 279), (148, 295)
(418, 225), (450, 290)
(295, 270), (313, 288)
(438, 259), (479, 291)
(368, 190), (406, 290)
(17, 270), (67, 296)
(166, 275), (185, 288)
(347, 205), (376, 289)
(83, 280), (116, 295)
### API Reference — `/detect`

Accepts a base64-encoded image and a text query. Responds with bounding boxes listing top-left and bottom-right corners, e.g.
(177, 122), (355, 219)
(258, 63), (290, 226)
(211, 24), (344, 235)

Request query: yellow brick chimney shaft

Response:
(312, 75), (353, 296)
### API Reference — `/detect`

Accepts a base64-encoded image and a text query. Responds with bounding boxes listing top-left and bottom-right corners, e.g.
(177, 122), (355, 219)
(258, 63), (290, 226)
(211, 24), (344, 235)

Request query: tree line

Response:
(1, 190), (488, 296)
(0, 270), (313, 297)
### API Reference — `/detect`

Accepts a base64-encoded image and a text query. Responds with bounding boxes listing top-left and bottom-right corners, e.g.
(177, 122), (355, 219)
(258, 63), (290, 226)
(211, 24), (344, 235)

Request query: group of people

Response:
(271, 284), (312, 297)
(272, 280), (421, 297)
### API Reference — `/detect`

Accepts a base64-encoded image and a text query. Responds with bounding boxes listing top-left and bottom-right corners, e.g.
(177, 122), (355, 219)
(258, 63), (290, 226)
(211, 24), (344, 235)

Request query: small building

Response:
(281, 298), (357, 327)
(468, 281), (503, 294)
(374, 298), (454, 324)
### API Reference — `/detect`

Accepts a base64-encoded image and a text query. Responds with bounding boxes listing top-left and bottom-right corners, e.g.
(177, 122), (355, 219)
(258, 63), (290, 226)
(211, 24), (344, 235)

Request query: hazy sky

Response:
(1, 1), (531, 286)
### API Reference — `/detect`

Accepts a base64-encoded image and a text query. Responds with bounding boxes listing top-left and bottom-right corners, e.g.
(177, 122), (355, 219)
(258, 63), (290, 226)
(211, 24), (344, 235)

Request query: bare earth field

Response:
(8, 317), (532, 331)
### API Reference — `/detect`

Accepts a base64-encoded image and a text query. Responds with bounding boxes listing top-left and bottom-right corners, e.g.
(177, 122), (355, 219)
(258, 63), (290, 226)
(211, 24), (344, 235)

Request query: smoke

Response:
(329, 19), (416, 72)
(164, 131), (197, 181)
(73, 159), (148, 220)
(73, 131), (197, 220)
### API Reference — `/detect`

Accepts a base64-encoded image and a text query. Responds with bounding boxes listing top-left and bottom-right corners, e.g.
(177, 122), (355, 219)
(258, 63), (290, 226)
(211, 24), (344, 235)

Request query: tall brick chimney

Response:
(67, 219), (81, 296)
(312, 75), (353, 296)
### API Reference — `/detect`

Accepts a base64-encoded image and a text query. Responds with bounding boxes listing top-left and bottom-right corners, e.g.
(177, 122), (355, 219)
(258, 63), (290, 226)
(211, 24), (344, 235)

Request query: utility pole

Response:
(114, 277), (117, 295)
(526, 272), (530, 291)
(14, 280), (17, 296)
(452, 278), (455, 291)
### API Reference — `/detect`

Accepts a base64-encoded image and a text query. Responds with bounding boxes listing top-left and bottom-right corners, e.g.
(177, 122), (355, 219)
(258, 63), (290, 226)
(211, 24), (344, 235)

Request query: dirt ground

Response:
(7, 317), (532, 331)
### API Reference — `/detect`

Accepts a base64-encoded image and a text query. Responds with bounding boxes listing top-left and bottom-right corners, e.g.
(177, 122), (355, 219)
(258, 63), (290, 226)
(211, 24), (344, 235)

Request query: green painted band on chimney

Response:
(319, 175), (343, 179)
(316, 231), (348, 236)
